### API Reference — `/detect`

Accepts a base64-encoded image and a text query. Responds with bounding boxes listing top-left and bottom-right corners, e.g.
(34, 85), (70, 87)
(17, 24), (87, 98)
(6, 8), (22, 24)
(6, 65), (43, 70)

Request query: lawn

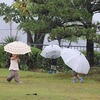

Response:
(0, 68), (100, 100)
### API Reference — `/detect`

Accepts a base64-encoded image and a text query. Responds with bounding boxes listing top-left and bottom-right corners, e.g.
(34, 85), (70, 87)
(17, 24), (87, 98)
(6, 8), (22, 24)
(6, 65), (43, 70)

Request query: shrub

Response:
(0, 45), (8, 68)
(20, 46), (41, 70)
(82, 50), (100, 67)
(94, 50), (100, 67)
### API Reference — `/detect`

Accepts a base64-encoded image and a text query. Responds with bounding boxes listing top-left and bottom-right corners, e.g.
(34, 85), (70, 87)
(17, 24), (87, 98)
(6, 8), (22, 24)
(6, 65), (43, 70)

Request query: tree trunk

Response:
(26, 31), (34, 45)
(34, 33), (45, 49)
(86, 39), (94, 67)
(57, 37), (61, 46)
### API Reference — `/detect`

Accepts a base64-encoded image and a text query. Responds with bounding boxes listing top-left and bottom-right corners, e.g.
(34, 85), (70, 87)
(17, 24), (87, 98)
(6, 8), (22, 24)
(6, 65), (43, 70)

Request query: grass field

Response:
(0, 68), (100, 100)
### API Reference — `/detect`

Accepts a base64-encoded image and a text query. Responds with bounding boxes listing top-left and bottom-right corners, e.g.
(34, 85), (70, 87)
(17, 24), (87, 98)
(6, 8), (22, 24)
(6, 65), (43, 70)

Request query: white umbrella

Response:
(40, 45), (62, 59)
(4, 41), (31, 54)
(60, 48), (90, 74)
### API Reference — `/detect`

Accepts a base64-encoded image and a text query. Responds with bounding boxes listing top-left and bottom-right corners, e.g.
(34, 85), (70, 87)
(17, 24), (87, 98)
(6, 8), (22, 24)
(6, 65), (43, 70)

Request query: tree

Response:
(85, 0), (100, 66)
(0, 0), (100, 66)
(17, 0), (100, 66)
(31, 0), (100, 66)
(0, 0), (48, 49)
(0, 1), (34, 45)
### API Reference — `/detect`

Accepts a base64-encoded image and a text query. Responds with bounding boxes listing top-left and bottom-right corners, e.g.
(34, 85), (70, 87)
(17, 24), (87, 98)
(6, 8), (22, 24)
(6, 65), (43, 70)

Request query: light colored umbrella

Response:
(60, 48), (90, 74)
(40, 44), (62, 59)
(4, 41), (31, 54)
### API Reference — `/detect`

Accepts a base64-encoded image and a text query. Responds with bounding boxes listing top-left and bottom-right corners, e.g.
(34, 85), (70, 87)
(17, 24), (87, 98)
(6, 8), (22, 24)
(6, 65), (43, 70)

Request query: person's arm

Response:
(10, 55), (17, 60)
(11, 56), (16, 60)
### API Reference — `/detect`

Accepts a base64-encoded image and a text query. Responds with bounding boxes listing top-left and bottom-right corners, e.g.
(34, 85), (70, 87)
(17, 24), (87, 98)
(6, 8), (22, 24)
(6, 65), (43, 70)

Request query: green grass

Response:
(0, 68), (100, 100)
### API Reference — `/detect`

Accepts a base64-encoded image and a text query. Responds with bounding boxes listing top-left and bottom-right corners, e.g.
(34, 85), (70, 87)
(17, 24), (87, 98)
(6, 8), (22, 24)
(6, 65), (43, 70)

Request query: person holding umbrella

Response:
(7, 54), (21, 83)
(4, 41), (31, 83)
(60, 48), (90, 83)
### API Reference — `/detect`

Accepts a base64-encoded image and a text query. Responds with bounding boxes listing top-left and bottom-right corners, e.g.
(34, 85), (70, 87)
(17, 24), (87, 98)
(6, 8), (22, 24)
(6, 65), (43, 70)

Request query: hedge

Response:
(0, 45), (100, 71)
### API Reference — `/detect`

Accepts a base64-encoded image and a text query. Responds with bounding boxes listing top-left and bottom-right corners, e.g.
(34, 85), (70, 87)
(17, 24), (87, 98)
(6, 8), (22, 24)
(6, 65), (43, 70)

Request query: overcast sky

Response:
(1, 0), (13, 5)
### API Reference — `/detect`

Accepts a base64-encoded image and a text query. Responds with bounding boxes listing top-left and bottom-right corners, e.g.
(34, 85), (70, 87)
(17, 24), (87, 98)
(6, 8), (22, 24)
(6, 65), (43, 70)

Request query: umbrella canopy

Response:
(60, 48), (90, 74)
(4, 41), (31, 54)
(40, 45), (62, 59)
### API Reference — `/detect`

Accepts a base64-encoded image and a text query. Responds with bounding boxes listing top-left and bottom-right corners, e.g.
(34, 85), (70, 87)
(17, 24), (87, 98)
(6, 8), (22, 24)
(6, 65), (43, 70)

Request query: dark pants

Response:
(7, 70), (20, 82)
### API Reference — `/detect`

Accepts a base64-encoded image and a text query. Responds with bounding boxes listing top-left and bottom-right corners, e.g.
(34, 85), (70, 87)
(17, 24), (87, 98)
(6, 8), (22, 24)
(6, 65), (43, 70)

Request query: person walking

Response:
(7, 54), (21, 83)
(72, 70), (83, 83)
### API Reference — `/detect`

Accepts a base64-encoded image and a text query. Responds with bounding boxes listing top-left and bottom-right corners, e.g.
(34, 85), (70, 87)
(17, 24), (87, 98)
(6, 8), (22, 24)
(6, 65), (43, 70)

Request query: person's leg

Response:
(49, 69), (52, 74)
(54, 65), (57, 74)
(72, 76), (77, 83)
(72, 70), (77, 83)
(77, 75), (83, 83)
(54, 70), (56, 74)
(14, 70), (20, 82)
(49, 65), (53, 74)
(7, 70), (14, 82)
